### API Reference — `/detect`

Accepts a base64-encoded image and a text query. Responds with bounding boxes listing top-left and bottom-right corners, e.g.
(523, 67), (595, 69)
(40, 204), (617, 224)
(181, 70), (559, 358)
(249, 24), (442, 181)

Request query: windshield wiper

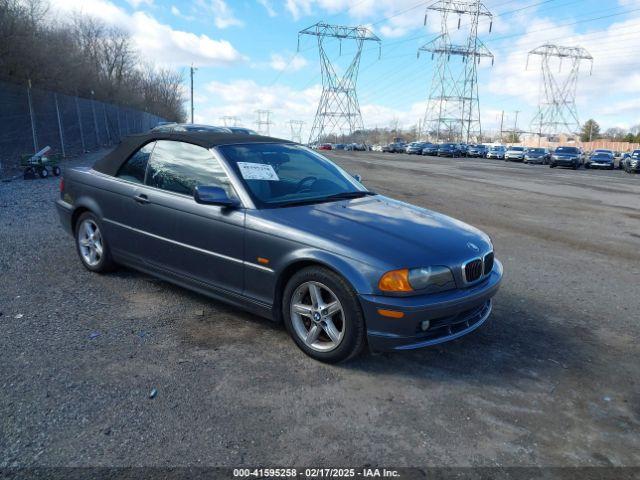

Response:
(322, 191), (376, 201)
(274, 190), (375, 208)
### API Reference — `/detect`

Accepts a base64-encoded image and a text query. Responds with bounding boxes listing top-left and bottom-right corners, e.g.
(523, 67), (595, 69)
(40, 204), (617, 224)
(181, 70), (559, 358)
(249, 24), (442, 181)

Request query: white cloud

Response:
(50, 0), (244, 67)
(198, 79), (322, 138)
(257, 0), (277, 17)
(269, 53), (308, 71)
(125, 0), (153, 8)
(196, 0), (243, 29)
(170, 5), (195, 21)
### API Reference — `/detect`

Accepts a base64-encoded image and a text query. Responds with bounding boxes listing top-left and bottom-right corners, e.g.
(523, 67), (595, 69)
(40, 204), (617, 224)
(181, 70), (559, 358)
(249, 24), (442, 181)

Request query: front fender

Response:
(276, 248), (380, 295)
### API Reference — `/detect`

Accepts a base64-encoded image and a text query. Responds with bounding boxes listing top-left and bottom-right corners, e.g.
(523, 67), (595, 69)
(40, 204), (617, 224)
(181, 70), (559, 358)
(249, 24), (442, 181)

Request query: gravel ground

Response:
(1, 149), (639, 468)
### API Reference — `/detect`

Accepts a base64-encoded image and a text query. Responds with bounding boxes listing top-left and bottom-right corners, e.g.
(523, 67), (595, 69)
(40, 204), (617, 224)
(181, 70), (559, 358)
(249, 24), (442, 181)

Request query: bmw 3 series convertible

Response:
(56, 131), (503, 363)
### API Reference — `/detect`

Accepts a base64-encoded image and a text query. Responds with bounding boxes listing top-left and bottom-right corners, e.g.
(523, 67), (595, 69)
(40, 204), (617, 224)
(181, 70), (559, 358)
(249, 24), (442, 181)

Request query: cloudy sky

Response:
(51, 0), (640, 139)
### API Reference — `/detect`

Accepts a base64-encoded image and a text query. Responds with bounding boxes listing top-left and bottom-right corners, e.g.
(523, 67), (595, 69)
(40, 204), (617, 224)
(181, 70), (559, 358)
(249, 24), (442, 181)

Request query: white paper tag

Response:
(237, 162), (280, 181)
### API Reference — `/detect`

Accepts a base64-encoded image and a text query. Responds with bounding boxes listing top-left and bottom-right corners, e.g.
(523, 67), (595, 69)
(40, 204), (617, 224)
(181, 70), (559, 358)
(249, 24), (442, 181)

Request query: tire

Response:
(23, 167), (36, 180)
(585, 164), (590, 169)
(74, 212), (115, 273)
(283, 266), (365, 363)
(52, 166), (61, 176)
(550, 163), (555, 168)
(37, 166), (49, 178)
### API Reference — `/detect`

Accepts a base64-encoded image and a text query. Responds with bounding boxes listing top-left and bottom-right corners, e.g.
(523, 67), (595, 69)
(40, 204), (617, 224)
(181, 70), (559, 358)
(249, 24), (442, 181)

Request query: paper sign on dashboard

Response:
(237, 162), (280, 181)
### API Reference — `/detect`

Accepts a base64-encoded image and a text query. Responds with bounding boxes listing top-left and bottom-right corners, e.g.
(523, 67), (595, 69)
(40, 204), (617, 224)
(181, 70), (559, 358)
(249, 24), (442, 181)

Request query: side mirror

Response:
(352, 173), (362, 182)
(194, 186), (239, 208)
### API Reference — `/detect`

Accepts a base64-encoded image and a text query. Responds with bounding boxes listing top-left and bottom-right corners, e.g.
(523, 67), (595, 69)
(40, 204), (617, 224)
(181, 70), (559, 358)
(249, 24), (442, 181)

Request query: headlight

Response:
(378, 266), (455, 293)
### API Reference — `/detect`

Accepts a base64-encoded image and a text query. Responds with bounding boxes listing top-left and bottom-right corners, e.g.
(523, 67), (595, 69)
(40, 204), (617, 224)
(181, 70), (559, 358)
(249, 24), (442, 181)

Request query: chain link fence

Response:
(0, 80), (165, 175)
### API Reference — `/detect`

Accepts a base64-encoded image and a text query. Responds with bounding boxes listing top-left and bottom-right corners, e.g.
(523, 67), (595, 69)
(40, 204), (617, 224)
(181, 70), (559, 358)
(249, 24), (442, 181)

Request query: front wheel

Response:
(283, 267), (365, 363)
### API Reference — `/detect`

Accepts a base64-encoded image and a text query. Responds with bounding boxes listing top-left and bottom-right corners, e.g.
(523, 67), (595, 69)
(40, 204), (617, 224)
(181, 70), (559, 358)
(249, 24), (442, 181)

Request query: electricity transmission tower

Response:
(298, 22), (381, 145)
(289, 120), (305, 143)
(527, 44), (593, 138)
(418, 0), (494, 143)
(221, 116), (240, 127)
(255, 110), (273, 136)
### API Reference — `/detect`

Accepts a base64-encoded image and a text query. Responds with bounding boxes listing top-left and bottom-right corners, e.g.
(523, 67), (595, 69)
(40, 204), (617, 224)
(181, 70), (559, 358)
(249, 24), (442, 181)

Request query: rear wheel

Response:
(75, 212), (115, 273)
(283, 267), (365, 363)
(23, 167), (35, 179)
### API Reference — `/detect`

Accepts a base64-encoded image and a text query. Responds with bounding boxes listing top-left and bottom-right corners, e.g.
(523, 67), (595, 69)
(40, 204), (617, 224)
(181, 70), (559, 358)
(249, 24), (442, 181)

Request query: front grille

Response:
(483, 252), (494, 275)
(464, 259), (483, 283)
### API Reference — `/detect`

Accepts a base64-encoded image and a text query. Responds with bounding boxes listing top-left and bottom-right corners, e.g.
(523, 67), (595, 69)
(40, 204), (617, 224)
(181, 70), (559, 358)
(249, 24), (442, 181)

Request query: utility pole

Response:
(527, 44), (593, 137)
(190, 64), (197, 124)
(299, 22), (381, 145)
(289, 120), (305, 144)
(255, 110), (273, 136)
(419, 0), (494, 143)
(499, 110), (504, 143)
(221, 116), (240, 127)
(511, 110), (520, 143)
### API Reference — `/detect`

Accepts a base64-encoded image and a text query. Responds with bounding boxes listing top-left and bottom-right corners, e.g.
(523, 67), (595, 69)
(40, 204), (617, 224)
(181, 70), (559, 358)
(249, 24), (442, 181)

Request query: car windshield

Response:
(556, 147), (579, 154)
(443, 144), (456, 148)
(529, 148), (545, 153)
(218, 143), (370, 208)
(510, 147), (525, 151)
(592, 154), (610, 159)
(490, 146), (502, 151)
(633, 150), (640, 157)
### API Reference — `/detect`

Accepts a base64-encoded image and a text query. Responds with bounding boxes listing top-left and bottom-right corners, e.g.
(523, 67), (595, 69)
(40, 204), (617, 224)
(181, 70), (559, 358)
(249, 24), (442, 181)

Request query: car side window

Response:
(116, 142), (155, 184)
(145, 140), (236, 198)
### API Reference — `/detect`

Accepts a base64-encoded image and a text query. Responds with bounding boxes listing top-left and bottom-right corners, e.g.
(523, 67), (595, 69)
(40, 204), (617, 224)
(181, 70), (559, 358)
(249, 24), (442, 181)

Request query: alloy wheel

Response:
(77, 219), (103, 267)
(290, 281), (345, 352)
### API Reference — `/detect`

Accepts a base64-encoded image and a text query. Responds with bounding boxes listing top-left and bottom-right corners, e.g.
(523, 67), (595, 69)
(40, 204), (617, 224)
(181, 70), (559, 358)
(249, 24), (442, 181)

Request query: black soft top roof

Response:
(93, 131), (292, 176)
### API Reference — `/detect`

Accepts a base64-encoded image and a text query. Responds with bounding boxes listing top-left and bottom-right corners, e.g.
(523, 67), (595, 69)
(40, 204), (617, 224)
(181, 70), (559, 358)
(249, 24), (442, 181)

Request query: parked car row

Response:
(369, 140), (638, 174)
(315, 142), (369, 151)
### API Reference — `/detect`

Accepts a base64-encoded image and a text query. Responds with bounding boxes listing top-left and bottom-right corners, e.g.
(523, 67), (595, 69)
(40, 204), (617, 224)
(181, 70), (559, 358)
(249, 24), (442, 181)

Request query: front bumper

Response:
(362, 260), (503, 352)
(524, 156), (544, 163)
(552, 157), (579, 166)
(587, 162), (613, 168)
(506, 155), (524, 161)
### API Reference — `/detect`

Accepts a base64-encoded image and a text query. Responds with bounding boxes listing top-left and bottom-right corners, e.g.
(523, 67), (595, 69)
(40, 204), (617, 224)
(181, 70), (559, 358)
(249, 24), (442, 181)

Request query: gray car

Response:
(56, 132), (502, 363)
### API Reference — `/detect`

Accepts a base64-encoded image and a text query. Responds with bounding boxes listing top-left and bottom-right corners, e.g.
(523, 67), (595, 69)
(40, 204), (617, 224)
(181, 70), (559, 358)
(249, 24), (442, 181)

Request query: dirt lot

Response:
(1, 150), (639, 468)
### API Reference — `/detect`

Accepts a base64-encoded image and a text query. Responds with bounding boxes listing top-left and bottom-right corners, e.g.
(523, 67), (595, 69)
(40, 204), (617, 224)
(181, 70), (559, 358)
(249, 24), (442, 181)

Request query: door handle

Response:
(134, 193), (149, 204)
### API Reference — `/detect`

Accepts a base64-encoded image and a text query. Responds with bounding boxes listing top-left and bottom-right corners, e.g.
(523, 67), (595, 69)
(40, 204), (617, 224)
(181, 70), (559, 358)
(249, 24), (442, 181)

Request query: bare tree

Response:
(0, 0), (185, 121)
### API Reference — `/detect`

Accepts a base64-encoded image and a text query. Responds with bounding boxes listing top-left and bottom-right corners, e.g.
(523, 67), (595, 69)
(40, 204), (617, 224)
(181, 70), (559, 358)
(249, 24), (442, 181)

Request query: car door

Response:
(105, 141), (157, 261)
(130, 140), (245, 295)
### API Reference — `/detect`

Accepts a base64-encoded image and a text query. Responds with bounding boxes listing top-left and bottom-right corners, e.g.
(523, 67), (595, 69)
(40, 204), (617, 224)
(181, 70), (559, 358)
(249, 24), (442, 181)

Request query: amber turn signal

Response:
(378, 269), (413, 292)
(377, 309), (405, 319)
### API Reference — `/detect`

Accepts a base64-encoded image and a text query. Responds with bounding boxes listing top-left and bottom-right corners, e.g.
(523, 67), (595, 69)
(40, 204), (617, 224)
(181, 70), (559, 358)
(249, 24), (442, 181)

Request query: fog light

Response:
(420, 320), (431, 331)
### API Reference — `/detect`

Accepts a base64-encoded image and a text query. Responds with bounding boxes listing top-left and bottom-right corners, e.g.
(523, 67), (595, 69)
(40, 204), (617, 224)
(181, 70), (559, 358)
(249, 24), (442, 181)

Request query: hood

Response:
(554, 152), (579, 158)
(250, 195), (492, 269)
(526, 152), (543, 157)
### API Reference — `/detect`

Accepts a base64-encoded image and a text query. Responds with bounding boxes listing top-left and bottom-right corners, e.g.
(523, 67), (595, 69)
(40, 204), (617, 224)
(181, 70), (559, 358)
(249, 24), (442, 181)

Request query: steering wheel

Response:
(296, 176), (318, 192)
